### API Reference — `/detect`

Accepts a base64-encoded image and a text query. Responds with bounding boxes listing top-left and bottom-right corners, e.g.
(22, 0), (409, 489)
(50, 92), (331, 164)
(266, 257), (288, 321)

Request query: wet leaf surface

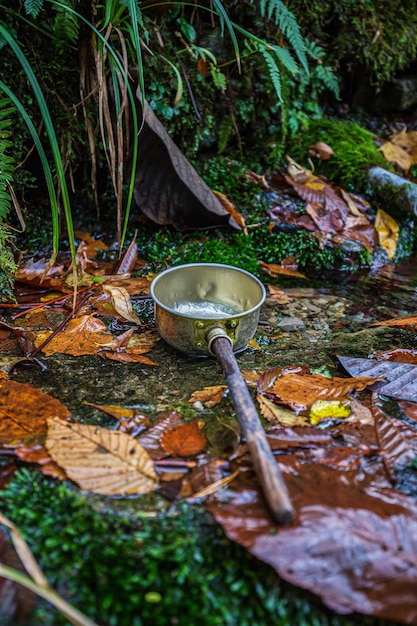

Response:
(258, 367), (380, 414)
(160, 419), (208, 457)
(34, 315), (113, 356)
(207, 457), (417, 624)
(0, 380), (71, 446)
(337, 355), (417, 402)
(46, 417), (158, 495)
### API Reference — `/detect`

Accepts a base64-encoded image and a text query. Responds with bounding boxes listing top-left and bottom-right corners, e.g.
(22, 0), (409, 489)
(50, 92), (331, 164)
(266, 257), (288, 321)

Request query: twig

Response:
(28, 291), (93, 358)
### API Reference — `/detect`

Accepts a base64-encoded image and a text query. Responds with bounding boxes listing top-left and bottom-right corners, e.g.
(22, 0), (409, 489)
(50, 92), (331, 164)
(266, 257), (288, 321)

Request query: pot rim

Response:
(150, 262), (266, 320)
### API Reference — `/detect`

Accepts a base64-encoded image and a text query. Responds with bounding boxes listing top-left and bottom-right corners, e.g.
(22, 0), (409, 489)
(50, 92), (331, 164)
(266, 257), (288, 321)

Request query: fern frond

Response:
(254, 0), (308, 73)
(53, 0), (79, 42)
(24, 0), (44, 18)
(260, 49), (282, 102)
(0, 97), (14, 223)
(269, 44), (298, 75)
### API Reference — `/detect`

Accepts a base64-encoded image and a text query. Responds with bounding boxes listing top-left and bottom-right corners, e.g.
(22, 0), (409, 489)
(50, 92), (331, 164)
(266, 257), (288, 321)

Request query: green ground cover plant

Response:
(0, 469), (399, 626)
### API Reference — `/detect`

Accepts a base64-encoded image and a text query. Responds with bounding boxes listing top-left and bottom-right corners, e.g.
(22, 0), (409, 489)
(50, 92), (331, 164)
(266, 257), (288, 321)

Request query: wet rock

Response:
(275, 316), (306, 332)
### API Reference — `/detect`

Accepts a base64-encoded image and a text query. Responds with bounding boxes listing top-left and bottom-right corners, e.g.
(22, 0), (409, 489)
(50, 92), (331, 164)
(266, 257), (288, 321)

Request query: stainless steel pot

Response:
(151, 263), (294, 525)
(150, 263), (266, 356)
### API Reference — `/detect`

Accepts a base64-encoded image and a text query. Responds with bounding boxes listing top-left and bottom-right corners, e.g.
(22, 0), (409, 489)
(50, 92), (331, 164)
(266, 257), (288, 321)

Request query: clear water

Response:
(172, 300), (240, 318)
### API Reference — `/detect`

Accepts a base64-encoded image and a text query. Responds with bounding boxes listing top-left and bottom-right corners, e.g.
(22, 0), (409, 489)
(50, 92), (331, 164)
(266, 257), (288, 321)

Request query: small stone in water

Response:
(172, 301), (239, 318)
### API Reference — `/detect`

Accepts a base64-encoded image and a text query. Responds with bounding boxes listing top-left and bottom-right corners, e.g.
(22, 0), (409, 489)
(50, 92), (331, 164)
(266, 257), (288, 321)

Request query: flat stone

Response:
(276, 316), (306, 332)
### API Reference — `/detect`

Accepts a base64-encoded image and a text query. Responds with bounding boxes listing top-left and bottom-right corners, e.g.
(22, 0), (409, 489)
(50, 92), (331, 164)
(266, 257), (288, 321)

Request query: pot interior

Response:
(151, 263), (265, 319)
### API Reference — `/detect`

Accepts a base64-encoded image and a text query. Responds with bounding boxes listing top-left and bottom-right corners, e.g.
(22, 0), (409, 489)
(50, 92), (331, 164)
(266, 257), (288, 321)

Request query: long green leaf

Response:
(0, 80), (60, 259)
(212, 0), (240, 71)
(50, 0), (139, 252)
(0, 22), (76, 263)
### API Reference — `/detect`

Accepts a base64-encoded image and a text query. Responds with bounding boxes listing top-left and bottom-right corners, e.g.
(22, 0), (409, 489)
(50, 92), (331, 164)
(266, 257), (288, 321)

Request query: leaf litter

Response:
(3, 237), (417, 623)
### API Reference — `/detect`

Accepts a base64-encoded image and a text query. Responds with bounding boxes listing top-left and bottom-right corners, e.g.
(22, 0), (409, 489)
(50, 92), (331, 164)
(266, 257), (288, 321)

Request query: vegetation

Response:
(287, 0), (417, 88)
(0, 469), (399, 626)
(0, 97), (17, 300)
(286, 118), (393, 192)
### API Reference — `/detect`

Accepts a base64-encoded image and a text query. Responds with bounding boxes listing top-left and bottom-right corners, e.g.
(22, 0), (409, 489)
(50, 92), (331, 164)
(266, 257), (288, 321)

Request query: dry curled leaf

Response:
(188, 385), (227, 408)
(308, 141), (334, 160)
(102, 285), (142, 324)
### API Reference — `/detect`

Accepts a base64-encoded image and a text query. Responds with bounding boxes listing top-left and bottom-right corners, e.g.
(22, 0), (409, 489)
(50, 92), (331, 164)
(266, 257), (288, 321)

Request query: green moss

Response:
(0, 469), (399, 626)
(286, 118), (392, 192)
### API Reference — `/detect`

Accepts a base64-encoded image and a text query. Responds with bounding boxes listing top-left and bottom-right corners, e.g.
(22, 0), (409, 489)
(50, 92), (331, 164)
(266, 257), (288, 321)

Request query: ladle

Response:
(150, 263), (294, 525)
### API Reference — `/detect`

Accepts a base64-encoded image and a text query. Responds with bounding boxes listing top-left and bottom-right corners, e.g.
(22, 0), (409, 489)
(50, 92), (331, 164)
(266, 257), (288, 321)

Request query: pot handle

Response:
(210, 334), (294, 525)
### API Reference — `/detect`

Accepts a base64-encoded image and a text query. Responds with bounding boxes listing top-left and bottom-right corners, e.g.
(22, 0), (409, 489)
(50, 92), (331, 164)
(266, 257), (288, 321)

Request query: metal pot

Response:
(150, 263), (266, 356)
(150, 263), (294, 525)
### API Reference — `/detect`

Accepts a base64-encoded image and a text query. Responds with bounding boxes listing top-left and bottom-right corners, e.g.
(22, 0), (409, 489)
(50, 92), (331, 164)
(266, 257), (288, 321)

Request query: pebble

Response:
(275, 316), (306, 332)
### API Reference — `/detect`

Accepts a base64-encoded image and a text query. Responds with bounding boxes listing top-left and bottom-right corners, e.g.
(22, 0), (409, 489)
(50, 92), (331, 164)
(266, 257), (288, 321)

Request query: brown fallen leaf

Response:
(74, 231), (109, 258)
(0, 380), (71, 446)
(379, 140), (412, 172)
(84, 402), (151, 429)
(160, 420), (208, 457)
(257, 395), (309, 426)
(266, 285), (293, 305)
(46, 417), (158, 495)
(102, 285), (142, 324)
(98, 329), (159, 365)
(33, 315), (113, 356)
(14, 444), (67, 480)
(258, 369), (381, 414)
(212, 190), (248, 234)
(259, 260), (307, 280)
(372, 348), (417, 363)
(180, 459), (227, 498)
(188, 385), (227, 408)
(372, 315), (417, 331)
(138, 410), (184, 459)
(207, 457), (417, 624)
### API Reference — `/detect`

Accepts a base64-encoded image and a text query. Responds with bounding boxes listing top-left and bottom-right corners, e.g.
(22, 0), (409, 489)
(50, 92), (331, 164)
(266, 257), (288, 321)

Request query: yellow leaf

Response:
(379, 141), (413, 172)
(46, 417), (158, 495)
(309, 400), (351, 425)
(375, 208), (399, 259)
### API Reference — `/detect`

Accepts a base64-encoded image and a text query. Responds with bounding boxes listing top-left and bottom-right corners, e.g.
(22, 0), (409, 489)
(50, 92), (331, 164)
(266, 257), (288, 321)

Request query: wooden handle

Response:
(211, 336), (294, 525)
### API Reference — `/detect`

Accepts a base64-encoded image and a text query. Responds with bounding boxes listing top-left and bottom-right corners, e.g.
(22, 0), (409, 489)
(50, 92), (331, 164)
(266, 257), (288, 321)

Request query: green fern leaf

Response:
(53, 0), (79, 43)
(24, 0), (44, 18)
(270, 44), (298, 75)
(0, 98), (14, 223)
(261, 49), (282, 102)
(254, 0), (308, 73)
